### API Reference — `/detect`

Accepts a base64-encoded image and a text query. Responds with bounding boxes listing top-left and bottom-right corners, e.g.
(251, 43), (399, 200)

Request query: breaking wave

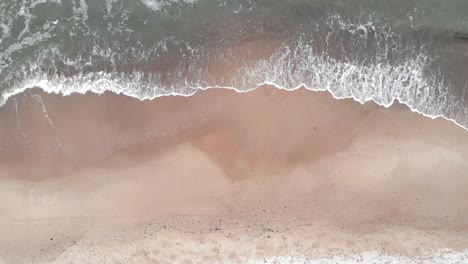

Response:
(1, 0), (468, 130)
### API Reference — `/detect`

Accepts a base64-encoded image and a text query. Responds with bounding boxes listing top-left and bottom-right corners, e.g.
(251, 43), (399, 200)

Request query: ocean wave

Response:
(0, 61), (467, 132)
(1, 1), (467, 131)
(1, 40), (467, 131)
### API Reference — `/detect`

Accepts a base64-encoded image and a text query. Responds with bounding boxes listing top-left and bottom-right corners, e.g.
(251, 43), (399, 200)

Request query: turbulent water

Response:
(1, 0), (468, 128)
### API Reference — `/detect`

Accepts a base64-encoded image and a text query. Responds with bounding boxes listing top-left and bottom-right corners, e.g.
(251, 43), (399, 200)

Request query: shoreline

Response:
(2, 83), (468, 132)
(1, 85), (468, 262)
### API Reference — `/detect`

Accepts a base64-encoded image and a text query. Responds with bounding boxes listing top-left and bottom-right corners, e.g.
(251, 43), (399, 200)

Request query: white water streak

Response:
(32, 94), (54, 127)
(13, 98), (26, 138)
(31, 94), (71, 156)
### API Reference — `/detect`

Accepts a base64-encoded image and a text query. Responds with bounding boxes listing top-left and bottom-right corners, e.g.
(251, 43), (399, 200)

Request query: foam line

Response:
(1, 80), (467, 133)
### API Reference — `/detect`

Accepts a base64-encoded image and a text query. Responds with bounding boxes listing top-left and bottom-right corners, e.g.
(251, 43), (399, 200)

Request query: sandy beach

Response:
(0, 86), (468, 263)
(1, 0), (468, 263)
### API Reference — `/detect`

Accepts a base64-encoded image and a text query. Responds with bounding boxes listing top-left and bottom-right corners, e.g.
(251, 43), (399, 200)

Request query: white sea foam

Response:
(1, 71), (466, 133)
(140, 0), (198, 12)
(73, 0), (89, 21)
(104, 0), (118, 16)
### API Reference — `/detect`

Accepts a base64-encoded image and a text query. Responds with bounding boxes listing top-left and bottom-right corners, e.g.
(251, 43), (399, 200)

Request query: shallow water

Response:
(1, 0), (468, 127)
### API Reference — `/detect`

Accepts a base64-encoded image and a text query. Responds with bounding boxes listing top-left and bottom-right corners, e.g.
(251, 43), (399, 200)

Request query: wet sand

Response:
(1, 86), (468, 263)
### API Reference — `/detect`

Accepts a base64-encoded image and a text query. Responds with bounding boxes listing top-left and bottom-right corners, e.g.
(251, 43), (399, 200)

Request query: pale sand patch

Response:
(0, 86), (468, 263)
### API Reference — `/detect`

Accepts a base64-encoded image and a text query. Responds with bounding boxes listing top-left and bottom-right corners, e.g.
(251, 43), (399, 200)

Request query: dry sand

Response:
(0, 85), (468, 263)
